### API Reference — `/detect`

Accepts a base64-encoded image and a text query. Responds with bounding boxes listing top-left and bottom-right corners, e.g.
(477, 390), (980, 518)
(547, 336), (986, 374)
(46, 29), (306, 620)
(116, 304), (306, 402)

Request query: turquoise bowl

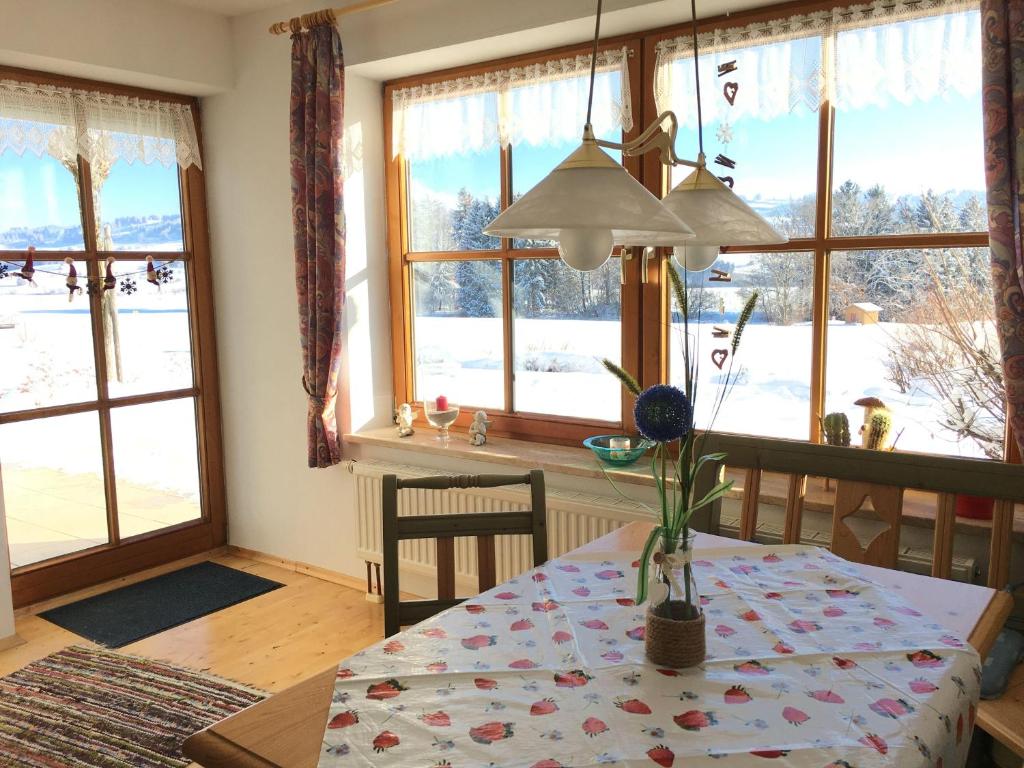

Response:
(583, 434), (655, 467)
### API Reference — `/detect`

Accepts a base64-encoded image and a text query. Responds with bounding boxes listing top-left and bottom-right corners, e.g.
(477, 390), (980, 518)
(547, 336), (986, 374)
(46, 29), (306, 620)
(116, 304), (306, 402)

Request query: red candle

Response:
(435, 395), (449, 411)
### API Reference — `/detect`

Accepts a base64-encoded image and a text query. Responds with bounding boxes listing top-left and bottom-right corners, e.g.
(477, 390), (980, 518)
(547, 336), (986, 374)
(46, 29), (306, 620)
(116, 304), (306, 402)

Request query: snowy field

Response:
(415, 315), (995, 459)
(1, 273), (201, 500)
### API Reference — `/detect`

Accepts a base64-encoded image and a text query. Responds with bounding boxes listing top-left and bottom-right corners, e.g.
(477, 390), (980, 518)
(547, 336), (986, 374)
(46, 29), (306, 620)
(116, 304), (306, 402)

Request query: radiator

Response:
(351, 459), (650, 589)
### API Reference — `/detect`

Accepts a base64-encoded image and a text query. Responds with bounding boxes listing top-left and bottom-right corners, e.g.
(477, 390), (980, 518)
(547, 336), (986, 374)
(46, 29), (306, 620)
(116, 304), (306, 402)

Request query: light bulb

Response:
(557, 228), (613, 271)
(672, 244), (719, 272)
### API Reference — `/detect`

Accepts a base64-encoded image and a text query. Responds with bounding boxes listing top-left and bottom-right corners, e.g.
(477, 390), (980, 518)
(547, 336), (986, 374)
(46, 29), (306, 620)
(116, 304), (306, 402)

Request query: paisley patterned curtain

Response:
(290, 22), (346, 467)
(981, 0), (1024, 458)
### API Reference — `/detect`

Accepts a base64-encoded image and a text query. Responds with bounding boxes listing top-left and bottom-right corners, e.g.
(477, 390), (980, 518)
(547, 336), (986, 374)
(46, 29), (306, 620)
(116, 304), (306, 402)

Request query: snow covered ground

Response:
(415, 315), (995, 459)
(1, 268), (201, 500)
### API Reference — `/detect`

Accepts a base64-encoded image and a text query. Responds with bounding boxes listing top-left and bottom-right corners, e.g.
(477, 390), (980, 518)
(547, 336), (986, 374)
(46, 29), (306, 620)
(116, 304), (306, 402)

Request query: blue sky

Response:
(410, 87), (985, 213)
(0, 150), (181, 232)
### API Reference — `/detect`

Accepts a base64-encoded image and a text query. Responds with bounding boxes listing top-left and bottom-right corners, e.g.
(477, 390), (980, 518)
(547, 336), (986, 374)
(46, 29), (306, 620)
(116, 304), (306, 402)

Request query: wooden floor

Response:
(0, 550), (384, 692)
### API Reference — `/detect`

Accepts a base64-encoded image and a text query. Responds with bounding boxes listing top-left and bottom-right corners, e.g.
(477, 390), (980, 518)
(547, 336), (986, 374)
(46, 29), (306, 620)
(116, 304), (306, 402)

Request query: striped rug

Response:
(0, 645), (267, 767)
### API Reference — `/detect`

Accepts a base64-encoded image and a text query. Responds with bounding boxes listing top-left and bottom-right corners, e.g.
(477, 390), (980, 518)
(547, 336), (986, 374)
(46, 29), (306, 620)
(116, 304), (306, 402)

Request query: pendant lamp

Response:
(483, 0), (695, 271)
(662, 0), (787, 271)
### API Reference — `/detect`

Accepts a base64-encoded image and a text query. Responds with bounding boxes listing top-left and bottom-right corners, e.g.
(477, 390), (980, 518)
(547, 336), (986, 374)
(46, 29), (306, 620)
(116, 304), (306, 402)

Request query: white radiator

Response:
(350, 459), (650, 591)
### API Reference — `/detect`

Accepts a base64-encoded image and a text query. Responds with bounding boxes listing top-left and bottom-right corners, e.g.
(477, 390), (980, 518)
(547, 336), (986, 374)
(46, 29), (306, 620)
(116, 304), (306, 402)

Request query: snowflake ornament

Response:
(157, 266), (173, 284)
(119, 278), (137, 295)
(716, 121), (734, 146)
(0, 263), (8, 279)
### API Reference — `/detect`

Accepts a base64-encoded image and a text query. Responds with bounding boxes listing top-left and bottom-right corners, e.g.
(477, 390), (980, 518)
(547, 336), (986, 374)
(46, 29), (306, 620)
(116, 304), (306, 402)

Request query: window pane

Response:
(408, 153), (500, 252)
(0, 260), (97, 413)
(0, 144), (84, 249)
(110, 397), (202, 538)
(411, 260), (503, 409)
(103, 259), (193, 398)
(0, 411), (108, 567)
(94, 157), (184, 251)
(826, 247), (1002, 459)
(665, 38), (821, 239)
(670, 255), (813, 439)
(831, 12), (984, 236)
(510, 76), (623, 250)
(512, 257), (621, 421)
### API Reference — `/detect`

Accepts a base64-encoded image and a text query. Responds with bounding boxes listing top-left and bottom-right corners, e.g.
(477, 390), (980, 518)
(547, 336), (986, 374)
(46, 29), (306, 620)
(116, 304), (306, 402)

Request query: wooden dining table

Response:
(183, 522), (1013, 768)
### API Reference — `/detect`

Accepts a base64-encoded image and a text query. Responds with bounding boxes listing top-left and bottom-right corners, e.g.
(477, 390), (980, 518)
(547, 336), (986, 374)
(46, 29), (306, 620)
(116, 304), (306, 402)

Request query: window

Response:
(0, 71), (223, 605)
(653, 0), (997, 459)
(389, 46), (640, 439)
(386, 0), (1004, 459)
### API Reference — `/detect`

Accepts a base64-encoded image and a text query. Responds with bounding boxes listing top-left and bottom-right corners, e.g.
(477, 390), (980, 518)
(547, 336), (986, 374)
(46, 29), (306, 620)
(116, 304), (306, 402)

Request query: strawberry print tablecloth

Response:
(319, 544), (980, 767)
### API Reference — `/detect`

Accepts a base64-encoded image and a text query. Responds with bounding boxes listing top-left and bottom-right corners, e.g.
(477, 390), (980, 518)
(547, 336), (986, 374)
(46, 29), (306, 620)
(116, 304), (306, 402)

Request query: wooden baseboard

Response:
(226, 546), (368, 593)
(0, 633), (25, 652)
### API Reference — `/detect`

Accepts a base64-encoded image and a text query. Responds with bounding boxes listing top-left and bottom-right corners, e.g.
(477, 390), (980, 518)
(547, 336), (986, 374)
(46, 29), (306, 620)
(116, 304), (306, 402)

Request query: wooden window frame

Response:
(383, 0), (1007, 459)
(640, 1), (997, 455)
(384, 38), (646, 446)
(0, 66), (226, 607)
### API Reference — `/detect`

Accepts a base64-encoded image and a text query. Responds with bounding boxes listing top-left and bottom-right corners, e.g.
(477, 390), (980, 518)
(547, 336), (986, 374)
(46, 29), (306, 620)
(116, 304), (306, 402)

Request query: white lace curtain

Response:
(392, 47), (633, 161)
(654, 0), (980, 129)
(0, 79), (202, 170)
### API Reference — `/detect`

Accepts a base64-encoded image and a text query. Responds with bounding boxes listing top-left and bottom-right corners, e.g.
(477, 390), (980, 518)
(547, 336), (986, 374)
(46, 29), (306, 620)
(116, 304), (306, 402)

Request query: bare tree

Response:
(884, 250), (1006, 458)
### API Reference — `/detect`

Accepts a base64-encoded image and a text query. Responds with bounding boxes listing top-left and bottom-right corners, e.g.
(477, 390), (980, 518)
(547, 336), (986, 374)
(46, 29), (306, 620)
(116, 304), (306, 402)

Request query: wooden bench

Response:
(978, 661), (1024, 759)
(689, 434), (1024, 757)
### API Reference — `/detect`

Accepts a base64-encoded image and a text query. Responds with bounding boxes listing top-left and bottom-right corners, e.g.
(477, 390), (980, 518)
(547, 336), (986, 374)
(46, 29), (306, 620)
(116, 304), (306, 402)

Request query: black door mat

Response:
(40, 561), (284, 647)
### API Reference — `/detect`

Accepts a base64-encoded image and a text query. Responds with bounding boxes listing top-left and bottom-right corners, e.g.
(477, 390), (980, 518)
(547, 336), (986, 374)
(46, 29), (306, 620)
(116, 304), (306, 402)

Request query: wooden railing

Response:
(692, 433), (1024, 589)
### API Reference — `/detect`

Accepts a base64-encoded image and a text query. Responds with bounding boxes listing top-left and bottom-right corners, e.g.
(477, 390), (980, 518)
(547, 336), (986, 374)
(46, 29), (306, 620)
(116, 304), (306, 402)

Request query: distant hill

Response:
(0, 214), (183, 250)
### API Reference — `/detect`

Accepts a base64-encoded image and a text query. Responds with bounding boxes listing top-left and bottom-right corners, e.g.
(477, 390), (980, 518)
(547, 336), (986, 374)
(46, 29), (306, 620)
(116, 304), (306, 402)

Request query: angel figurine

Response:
(468, 410), (491, 446)
(396, 403), (417, 437)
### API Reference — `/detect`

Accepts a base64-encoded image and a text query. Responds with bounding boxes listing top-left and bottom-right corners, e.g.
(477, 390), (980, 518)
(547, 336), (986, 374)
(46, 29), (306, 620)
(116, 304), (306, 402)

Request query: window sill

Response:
(346, 428), (1024, 542)
(345, 427), (659, 488)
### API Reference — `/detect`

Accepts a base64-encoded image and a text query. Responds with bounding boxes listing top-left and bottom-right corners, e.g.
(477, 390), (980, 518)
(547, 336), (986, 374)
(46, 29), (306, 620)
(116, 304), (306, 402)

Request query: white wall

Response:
(201, 6), (394, 580)
(0, 0), (233, 94)
(0, 470), (15, 641)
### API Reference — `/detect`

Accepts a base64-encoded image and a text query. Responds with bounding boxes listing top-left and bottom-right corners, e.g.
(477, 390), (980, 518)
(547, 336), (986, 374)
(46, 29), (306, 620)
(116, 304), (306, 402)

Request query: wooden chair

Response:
(382, 471), (547, 637)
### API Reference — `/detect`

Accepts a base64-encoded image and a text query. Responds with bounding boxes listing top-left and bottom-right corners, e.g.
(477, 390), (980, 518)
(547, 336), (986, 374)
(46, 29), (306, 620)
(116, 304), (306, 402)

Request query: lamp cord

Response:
(690, 0), (704, 158)
(585, 0), (603, 128)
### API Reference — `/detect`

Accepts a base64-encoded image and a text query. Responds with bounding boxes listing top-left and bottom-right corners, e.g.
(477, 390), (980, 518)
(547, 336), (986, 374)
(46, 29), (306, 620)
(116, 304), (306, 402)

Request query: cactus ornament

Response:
(821, 412), (851, 447)
(855, 397), (894, 450)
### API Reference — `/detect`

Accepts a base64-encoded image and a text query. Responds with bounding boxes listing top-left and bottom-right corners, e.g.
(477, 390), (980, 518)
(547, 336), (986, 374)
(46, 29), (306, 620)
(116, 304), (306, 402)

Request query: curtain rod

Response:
(268, 0), (396, 34)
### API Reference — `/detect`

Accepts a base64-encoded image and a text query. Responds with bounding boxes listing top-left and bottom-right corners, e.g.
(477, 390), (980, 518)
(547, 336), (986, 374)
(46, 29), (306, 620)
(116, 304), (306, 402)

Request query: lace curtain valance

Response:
(392, 46), (633, 161)
(0, 79), (202, 170)
(654, 0), (980, 129)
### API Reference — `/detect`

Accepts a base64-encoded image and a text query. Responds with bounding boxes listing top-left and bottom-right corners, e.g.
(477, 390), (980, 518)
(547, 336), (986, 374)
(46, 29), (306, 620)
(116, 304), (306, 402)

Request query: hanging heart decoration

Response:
(711, 349), (729, 369)
(723, 82), (739, 105)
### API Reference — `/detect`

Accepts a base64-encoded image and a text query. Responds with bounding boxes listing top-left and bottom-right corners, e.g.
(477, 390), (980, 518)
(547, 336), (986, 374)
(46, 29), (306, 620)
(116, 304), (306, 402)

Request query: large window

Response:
(389, 47), (640, 440)
(0, 70), (224, 605)
(386, 0), (1005, 459)
(654, 0), (997, 459)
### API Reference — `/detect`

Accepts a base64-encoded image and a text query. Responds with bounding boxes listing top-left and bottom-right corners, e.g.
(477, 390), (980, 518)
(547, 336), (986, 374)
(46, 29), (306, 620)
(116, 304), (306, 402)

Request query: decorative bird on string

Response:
(103, 256), (117, 292)
(64, 257), (82, 301)
(15, 246), (36, 284)
(145, 255), (160, 290)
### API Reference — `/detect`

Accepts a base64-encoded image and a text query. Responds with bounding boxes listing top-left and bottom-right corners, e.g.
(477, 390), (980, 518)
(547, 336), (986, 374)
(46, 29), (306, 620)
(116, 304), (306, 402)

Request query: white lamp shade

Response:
(484, 141), (694, 247)
(662, 166), (787, 247)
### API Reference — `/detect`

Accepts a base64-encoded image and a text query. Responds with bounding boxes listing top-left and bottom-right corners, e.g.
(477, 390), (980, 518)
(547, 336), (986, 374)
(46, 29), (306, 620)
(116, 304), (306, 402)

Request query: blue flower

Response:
(633, 385), (692, 443)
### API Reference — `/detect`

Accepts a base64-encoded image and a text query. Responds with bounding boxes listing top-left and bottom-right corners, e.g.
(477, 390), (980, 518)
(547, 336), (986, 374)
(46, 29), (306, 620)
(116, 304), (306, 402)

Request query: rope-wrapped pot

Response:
(645, 601), (706, 668)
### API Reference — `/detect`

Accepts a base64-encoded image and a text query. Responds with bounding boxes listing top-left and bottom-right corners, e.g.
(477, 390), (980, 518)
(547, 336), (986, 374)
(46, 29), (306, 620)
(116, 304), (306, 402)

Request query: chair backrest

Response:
(382, 470), (547, 637)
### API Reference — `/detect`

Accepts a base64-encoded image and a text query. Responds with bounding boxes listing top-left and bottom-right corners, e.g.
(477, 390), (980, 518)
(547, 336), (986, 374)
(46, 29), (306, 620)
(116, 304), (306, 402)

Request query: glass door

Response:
(0, 90), (225, 607)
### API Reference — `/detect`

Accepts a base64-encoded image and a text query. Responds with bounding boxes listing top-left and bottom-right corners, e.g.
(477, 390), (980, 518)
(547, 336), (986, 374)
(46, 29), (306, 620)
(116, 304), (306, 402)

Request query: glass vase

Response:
(645, 529), (706, 668)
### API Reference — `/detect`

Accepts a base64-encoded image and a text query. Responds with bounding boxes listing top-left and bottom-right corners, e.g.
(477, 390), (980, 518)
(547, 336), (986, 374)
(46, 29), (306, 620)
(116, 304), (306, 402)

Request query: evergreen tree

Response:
(455, 261), (500, 317)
